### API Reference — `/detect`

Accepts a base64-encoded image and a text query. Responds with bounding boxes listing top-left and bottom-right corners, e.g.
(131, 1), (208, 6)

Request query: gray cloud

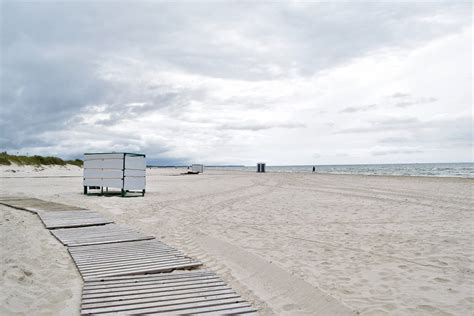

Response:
(395, 97), (437, 108)
(218, 121), (305, 131)
(338, 116), (472, 136)
(341, 116), (472, 156)
(337, 117), (421, 133)
(372, 148), (424, 156)
(391, 92), (410, 98)
(378, 136), (411, 144)
(394, 101), (416, 108)
(0, 2), (471, 163)
(340, 104), (377, 113)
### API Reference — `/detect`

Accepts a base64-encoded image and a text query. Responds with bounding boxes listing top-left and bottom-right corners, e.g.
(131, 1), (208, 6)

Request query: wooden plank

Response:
(83, 277), (223, 293)
(80, 271), (258, 315)
(71, 250), (182, 262)
(82, 282), (228, 299)
(83, 262), (201, 281)
(82, 276), (222, 292)
(100, 303), (257, 316)
(77, 258), (196, 273)
(82, 293), (239, 314)
(84, 270), (215, 283)
(75, 255), (193, 268)
(71, 244), (175, 254)
(83, 271), (216, 287)
(74, 249), (188, 262)
(37, 210), (113, 229)
(69, 244), (178, 259)
(82, 261), (200, 280)
(193, 307), (259, 315)
(0, 197), (85, 213)
(50, 224), (155, 247)
(82, 297), (246, 315)
(83, 285), (230, 302)
(68, 240), (201, 280)
(81, 289), (236, 310)
(69, 239), (170, 251)
(75, 255), (190, 269)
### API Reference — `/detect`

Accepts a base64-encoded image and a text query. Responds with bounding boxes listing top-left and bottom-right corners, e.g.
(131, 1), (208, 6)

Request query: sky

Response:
(1, 1), (472, 165)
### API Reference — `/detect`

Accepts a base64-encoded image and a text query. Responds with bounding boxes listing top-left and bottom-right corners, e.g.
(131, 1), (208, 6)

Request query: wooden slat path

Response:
(38, 210), (113, 229)
(0, 197), (85, 213)
(50, 224), (155, 247)
(2, 196), (259, 314)
(68, 240), (202, 281)
(80, 270), (258, 315)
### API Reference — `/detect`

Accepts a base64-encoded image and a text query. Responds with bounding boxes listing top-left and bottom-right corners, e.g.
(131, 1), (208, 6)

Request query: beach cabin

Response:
(257, 162), (266, 173)
(83, 152), (146, 197)
(192, 164), (204, 173)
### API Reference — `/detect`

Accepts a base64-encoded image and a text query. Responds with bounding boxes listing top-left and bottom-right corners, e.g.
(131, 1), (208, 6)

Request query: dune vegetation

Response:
(0, 152), (83, 167)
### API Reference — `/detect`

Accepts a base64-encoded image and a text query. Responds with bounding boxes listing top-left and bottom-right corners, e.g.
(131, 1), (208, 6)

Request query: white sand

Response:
(0, 204), (82, 315)
(0, 164), (473, 315)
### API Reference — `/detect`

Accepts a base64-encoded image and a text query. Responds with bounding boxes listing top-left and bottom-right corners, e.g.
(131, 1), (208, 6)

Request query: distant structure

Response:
(257, 162), (266, 173)
(83, 152), (146, 197)
(192, 164), (204, 174)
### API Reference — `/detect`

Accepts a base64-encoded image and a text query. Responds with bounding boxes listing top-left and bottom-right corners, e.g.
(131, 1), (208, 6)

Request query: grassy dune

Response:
(0, 152), (83, 167)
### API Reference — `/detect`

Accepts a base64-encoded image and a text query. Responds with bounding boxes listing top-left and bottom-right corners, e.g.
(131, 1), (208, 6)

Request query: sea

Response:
(206, 163), (474, 178)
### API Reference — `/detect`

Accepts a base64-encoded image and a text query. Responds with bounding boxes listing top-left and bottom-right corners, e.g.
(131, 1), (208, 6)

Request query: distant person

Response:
(312, 166), (316, 173)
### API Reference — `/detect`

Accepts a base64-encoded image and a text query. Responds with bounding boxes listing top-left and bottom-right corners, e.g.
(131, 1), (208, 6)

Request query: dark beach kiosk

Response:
(83, 152), (146, 197)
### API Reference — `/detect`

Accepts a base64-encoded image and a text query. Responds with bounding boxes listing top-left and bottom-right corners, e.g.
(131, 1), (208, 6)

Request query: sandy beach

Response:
(1, 165), (473, 315)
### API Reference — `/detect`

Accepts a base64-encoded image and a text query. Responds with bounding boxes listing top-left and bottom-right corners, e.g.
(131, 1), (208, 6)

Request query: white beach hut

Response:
(192, 164), (204, 173)
(83, 152), (146, 196)
(257, 162), (266, 173)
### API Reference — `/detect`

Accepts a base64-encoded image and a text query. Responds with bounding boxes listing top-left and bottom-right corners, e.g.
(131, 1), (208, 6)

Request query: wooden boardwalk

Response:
(1, 196), (259, 314)
(50, 224), (155, 247)
(81, 271), (258, 315)
(0, 197), (85, 213)
(68, 240), (202, 281)
(38, 210), (113, 229)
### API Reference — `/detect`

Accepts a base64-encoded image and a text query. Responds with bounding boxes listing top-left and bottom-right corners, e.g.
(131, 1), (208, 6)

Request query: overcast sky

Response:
(1, 1), (472, 165)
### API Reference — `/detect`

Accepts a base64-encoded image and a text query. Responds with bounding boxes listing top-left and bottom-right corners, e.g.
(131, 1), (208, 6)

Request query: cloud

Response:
(337, 117), (421, 133)
(0, 2), (472, 164)
(372, 148), (424, 156)
(337, 115), (472, 136)
(394, 101), (415, 108)
(394, 96), (437, 107)
(378, 136), (410, 144)
(218, 121), (305, 131)
(340, 104), (377, 113)
(391, 92), (410, 98)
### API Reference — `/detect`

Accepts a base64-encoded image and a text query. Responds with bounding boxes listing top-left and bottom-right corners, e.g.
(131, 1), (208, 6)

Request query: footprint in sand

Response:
(416, 305), (446, 314)
(433, 277), (449, 283)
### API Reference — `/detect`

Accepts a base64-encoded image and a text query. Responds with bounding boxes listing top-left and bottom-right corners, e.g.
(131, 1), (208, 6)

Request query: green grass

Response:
(0, 152), (83, 167)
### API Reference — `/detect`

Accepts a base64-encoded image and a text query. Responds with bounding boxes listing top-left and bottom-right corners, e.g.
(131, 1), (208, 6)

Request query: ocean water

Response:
(207, 163), (474, 178)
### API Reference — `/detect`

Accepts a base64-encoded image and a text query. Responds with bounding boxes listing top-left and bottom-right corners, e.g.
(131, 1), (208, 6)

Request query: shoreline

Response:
(205, 168), (474, 179)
